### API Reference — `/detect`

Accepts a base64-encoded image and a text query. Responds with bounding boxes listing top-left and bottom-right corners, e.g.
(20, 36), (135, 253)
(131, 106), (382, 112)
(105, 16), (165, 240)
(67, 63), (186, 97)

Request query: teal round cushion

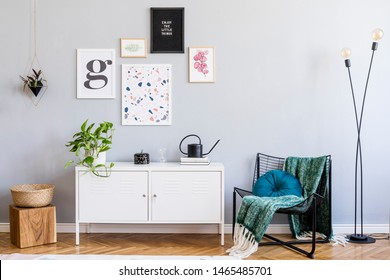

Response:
(252, 170), (302, 197)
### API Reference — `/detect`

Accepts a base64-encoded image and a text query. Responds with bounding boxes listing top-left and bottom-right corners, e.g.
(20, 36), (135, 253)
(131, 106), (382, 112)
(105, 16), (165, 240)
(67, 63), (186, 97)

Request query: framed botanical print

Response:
(120, 38), (147, 58)
(150, 7), (184, 53)
(188, 47), (215, 83)
(122, 64), (172, 125)
(77, 49), (115, 98)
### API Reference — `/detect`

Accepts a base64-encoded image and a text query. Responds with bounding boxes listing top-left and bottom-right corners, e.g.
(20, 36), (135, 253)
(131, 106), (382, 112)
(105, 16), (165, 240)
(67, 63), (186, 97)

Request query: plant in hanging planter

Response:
(19, 68), (47, 97)
(65, 119), (115, 177)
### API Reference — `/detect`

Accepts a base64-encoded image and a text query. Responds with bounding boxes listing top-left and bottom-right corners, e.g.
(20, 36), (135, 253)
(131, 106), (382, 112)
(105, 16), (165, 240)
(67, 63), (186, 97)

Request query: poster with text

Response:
(151, 8), (184, 53)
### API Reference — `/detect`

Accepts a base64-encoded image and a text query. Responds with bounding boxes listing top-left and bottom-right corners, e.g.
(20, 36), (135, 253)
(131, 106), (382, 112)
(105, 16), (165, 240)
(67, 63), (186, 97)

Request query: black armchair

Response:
(232, 153), (332, 259)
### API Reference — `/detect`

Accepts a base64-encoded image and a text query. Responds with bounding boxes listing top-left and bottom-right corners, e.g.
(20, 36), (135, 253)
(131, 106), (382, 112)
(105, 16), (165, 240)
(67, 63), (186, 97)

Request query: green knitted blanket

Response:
(285, 156), (331, 239)
(227, 156), (329, 258)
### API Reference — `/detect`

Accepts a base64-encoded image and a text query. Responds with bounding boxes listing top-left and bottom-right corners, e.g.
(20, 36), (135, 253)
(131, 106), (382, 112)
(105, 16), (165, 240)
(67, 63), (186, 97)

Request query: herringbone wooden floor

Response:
(1, 232), (389, 259)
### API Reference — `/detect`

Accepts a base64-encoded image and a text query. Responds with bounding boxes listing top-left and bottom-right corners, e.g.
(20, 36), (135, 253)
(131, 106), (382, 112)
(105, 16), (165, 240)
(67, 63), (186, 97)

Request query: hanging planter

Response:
(19, 68), (47, 97)
(19, 0), (48, 106)
(29, 85), (43, 97)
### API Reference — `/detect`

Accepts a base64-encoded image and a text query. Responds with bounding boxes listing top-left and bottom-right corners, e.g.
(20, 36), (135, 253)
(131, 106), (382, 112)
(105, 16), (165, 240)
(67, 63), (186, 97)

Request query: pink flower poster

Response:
(122, 64), (171, 125)
(188, 47), (215, 83)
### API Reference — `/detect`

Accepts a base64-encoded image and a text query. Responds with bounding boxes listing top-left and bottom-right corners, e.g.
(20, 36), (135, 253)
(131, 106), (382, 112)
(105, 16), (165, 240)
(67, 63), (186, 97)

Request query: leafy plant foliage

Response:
(65, 119), (114, 177)
(19, 68), (46, 89)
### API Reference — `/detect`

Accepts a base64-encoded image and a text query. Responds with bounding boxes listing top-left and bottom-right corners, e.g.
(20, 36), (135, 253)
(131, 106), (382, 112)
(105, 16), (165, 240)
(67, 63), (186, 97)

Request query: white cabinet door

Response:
(78, 171), (148, 222)
(151, 171), (221, 222)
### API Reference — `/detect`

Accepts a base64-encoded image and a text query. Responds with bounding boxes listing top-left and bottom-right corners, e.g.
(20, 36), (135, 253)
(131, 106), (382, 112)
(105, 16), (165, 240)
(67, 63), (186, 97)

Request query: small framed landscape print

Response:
(77, 49), (115, 99)
(120, 38), (147, 58)
(122, 64), (172, 126)
(188, 47), (215, 83)
(151, 7), (184, 53)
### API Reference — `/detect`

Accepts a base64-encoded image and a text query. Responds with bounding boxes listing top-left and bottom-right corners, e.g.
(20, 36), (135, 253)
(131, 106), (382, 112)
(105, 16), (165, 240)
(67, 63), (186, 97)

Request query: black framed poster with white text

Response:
(150, 7), (184, 53)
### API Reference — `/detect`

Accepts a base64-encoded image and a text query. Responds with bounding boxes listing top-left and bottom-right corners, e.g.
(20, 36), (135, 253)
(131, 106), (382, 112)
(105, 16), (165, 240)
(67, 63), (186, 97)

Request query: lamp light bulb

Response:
(341, 48), (351, 59)
(372, 28), (384, 41)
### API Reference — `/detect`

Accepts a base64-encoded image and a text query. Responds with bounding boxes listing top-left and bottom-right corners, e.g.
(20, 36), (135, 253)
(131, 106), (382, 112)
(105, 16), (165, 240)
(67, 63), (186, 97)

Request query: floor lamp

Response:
(341, 28), (384, 244)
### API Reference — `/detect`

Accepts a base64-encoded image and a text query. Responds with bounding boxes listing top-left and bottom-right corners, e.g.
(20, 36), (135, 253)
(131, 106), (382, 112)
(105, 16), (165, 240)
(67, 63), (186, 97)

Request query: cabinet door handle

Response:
(153, 194), (157, 197)
(142, 194), (146, 197)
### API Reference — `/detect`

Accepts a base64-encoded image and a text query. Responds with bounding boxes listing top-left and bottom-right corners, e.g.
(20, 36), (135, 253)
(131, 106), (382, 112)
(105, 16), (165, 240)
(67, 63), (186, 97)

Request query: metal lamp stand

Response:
(342, 31), (383, 244)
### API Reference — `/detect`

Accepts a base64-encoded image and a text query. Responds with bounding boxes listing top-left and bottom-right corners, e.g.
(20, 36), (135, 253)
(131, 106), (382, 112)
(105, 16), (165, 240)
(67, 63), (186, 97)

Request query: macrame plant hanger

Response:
(24, 0), (47, 106)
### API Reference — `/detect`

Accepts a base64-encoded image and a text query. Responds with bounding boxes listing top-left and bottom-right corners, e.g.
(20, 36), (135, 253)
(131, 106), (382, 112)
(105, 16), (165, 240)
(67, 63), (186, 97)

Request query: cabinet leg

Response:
(76, 222), (79, 246)
(220, 222), (224, 246)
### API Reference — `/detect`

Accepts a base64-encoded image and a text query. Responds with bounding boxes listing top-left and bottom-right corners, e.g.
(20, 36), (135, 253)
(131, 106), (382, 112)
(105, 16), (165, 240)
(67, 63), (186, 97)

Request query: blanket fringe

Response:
(226, 224), (258, 258)
(296, 231), (348, 247)
(296, 231), (327, 240)
(330, 234), (348, 247)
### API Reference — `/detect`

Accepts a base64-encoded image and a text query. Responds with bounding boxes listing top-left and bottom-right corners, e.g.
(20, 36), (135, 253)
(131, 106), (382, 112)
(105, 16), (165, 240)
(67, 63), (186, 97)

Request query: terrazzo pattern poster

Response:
(122, 64), (171, 125)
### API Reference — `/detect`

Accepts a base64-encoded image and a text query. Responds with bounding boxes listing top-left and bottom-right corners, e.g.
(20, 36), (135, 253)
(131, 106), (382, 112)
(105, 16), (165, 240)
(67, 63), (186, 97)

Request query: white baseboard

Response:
(1, 223), (389, 235)
(0, 223), (8, 232)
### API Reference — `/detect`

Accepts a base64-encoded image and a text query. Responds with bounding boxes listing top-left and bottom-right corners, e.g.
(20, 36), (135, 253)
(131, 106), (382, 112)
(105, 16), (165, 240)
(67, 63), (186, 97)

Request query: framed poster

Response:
(188, 47), (215, 83)
(122, 64), (172, 125)
(120, 38), (147, 58)
(150, 7), (184, 53)
(77, 49), (115, 98)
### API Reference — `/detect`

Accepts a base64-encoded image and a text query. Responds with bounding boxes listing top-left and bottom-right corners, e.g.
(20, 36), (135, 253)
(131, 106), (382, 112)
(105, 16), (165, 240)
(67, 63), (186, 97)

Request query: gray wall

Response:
(1, 0), (390, 226)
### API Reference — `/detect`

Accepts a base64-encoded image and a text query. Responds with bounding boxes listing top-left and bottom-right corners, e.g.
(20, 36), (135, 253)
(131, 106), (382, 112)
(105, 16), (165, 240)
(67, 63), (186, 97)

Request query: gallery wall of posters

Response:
(75, 8), (216, 127)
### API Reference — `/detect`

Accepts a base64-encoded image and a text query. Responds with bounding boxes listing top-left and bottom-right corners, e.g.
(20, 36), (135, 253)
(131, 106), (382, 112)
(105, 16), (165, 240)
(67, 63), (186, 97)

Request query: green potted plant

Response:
(65, 119), (114, 177)
(19, 68), (47, 97)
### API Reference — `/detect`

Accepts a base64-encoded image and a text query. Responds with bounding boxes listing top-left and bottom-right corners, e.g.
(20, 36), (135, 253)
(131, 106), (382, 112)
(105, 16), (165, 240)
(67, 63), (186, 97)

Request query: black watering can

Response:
(179, 134), (220, 158)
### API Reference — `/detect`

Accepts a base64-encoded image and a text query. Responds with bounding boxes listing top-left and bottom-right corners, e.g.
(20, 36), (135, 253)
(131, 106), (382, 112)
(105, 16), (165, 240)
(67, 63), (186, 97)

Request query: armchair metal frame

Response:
(232, 153), (332, 259)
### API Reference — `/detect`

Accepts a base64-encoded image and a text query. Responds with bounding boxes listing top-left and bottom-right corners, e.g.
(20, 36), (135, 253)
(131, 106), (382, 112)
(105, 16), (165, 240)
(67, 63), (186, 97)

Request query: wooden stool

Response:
(9, 204), (57, 248)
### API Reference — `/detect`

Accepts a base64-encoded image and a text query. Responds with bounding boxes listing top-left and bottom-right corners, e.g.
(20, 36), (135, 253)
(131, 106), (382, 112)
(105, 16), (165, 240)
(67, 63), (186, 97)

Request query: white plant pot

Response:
(95, 151), (106, 165)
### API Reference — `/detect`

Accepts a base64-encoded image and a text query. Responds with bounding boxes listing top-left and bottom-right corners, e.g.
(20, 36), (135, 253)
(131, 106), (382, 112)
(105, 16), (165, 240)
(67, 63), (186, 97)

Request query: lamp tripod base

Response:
(348, 234), (376, 244)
